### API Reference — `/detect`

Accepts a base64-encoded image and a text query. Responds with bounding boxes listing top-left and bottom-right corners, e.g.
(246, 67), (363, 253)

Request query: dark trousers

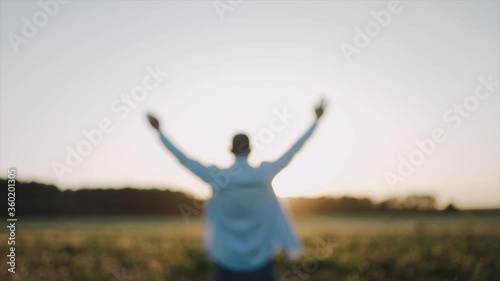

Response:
(214, 260), (276, 281)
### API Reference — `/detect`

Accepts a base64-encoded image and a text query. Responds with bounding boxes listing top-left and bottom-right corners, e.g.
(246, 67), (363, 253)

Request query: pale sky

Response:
(1, 0), (499, 208)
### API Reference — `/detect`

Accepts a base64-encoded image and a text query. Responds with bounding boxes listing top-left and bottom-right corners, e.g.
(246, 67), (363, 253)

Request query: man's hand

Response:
(315, 98), (327, 120)
(147, 113), (160, 130)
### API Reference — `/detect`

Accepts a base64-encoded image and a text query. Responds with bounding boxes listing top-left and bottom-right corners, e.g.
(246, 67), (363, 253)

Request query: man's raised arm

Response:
(147, 113), (213, 182)
(265, 99), (327, 174)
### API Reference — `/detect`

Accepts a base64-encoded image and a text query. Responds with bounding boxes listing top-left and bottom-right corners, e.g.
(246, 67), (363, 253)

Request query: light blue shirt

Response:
(158, 120), (318, 271)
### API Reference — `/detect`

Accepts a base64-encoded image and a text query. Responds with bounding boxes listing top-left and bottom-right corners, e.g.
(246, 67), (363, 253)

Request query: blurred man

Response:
(147, 99), (326, 281)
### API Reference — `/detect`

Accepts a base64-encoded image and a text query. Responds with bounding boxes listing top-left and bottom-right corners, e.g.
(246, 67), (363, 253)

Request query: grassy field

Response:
(1, 214), (499, 281)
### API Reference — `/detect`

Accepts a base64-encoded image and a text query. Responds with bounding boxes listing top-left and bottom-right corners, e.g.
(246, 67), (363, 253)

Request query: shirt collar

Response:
(234, 155), (249, 164)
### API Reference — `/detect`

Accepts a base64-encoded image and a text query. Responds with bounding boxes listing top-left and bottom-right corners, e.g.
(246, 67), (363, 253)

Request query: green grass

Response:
(1, 214), (499, 281)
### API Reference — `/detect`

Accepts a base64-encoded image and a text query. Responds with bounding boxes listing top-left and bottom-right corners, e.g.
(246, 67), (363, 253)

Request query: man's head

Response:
(231, 133), (251, 156)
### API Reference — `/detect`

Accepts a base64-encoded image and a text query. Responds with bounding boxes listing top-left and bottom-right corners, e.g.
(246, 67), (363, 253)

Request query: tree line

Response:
(1, 179), (461, 217)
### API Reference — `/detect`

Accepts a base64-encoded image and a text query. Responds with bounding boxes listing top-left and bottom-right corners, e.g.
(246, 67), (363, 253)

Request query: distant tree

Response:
(443, 203), (460, 213)
(400, 195), (437, 211)
(0, 179), (202, 217)
(376, 198), (399, 211)
(1, 179), (450, 216)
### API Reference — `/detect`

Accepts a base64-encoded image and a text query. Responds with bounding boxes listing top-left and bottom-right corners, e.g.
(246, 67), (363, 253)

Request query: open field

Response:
(1, 214), (499, 281)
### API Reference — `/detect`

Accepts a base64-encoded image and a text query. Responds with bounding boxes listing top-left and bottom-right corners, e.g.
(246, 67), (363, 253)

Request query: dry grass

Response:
(1, 215), (499, 281)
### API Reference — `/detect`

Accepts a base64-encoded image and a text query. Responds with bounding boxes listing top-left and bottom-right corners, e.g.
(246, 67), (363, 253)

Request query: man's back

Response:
(146, 98), (327, 274)
(205, 159), (280, 270)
